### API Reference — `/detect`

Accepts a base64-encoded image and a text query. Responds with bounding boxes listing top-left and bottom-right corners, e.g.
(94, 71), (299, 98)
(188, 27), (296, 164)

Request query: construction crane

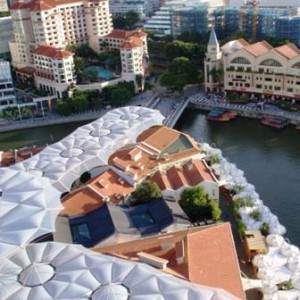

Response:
(245, 0), (259, 42)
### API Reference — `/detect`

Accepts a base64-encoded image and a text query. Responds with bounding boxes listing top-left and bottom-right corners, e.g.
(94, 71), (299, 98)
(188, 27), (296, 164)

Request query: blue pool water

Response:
(130, 212), (155, 228)
(84, 66), (114, 80)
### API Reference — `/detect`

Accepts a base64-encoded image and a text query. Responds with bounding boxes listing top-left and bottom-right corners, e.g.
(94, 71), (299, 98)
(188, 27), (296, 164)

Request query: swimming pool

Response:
(84, 66), (114, 81)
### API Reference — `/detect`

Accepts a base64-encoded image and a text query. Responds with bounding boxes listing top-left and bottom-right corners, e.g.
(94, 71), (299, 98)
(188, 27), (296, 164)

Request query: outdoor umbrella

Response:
(266, 234), (285, 248)
(0, 242), (238, 300)
(287, 256), (300, 272)
(0, 168), (62, 256)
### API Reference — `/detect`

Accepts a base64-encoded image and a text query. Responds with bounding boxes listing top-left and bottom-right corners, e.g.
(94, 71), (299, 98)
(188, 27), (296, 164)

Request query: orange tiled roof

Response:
(183, 159), (215, 184)
(236, 38), (249, 47)
(105, 29), (132, 39)
(60, 168), (134, 217)
(244, 41), (273, 56)
(110, 127), (200, 182)
(94, 224), (245, 299)
(187, 224), (245, 299)
(166, 165), (190, 190)
(89, 168), (134, 203)
(151, 170), (172, 190)
(11, 0), (107, 11)
(33, 45), (74, 59)
(120, 37), (143, 49)
(274, 43), (300, 59)
(60, 187), (103, 217)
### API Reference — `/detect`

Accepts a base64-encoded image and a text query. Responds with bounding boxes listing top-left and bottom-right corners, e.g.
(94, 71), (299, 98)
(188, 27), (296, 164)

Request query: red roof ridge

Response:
(33, 45), (74, 59)
(273, 43), (300, 59)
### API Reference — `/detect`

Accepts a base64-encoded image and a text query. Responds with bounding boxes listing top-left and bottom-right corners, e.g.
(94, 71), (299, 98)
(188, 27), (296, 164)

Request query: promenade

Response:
(1, 88), (300, 133)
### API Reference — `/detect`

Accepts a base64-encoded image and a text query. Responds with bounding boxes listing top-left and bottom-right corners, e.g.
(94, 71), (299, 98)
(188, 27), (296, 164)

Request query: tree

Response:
(209, 68), (222, 83)
(179, 186), (221, 224)
(131, 181), (162, 205)
(180, 186), (207, 209)
(113, 16), (126, 29)
(57, 99), (73, 116)
(125, 11), (139, 28)
(111, 87), (132, 106)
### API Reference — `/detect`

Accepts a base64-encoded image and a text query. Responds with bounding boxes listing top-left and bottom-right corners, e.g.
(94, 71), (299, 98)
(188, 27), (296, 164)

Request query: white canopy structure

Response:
(0, 242), (240, 300)
(11, 107), (164, 192)
(0, 169), (61, 257)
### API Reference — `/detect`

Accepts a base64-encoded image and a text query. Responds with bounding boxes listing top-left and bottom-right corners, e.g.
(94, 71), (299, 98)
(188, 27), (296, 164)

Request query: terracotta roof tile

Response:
(244, 41), (273, 56)
(166, 165), (190, 190)
(94, 224), (244, 299)
(183, 159), (215, 184)
(187, 223), (245, 299)
(120, 37), (143, 49)
(33, 45), (74, 59)
(274, 43), (300, 59)
(105, 30), (132, 39)
(60, 188), (103, 217)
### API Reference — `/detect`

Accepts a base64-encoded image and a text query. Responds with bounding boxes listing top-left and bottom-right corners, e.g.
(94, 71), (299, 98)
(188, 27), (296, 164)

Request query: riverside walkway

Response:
(1, 89), (300, 133)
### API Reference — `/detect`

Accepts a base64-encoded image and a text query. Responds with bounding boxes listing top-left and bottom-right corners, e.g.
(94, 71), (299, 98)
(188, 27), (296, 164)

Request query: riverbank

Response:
(189, 94), (300, 125)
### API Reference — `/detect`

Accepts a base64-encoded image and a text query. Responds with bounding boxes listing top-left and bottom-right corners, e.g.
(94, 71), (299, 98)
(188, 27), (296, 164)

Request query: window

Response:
(231, 57), (251, 64)
(71, 223), (91, 244)
(260, 59), (282, 67)
(292, 62), (300, 69)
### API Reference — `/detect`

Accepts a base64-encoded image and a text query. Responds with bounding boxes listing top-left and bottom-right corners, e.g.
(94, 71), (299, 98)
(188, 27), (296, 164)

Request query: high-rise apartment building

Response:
(0, 60), (16, 109)
(9, 0), (148, 97)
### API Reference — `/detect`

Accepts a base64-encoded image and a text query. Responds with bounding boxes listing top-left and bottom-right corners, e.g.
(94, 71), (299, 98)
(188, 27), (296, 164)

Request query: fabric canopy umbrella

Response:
(287, 256), (300, 272)
(0, 169), (62, 256)
(266, 234), (285, 248)
(11, 107), (165, 193)
(281, 243), (300, 258)
(252, 254), (272, 268)
(0, 242), (239, 300)
(291, 274), (300, 290)
(261, 280), (278, 295)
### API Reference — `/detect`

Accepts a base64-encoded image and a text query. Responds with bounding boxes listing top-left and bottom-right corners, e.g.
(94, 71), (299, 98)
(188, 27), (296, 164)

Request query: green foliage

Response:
(0, 11), (10, 17)
(131, 181), (162, 205)
(209, 68), (222, 83)
(125, 10), (139, 27)
(164, 41), (204, 62)
(179, 186), (221, 223)
(233, 198), (254, 208)
(112, 11), (140, 29)
(180, 186), (207, 208)
(177, 31), (210, 44)
(160, 57), (199, 91)
(111, 88), (132, 106)
(249, 210), (260, 221)
(260, 222), (270, 236)
(236, 219), (246, 237)
(263, 36), (291, 47)
(278, 280), (293, 291)
(113, 16), (126, 29)
(206, 154), (219, 166)
(210, 199), (222, 221)
(66, 44), (98, 59)
(57, 99), (73, 116)
(227, 92), (250, 103)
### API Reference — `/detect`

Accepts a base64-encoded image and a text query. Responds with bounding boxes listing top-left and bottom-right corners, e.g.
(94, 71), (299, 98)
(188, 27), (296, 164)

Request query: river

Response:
(176, 109), (300, 247)
(0, 111), (299, 246)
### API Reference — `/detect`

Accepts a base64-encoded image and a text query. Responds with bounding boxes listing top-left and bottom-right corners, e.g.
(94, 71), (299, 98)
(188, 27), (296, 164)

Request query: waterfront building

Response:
(9, 0), (148, 96)
(0, 60), (16, 110)
(204, 29), (300, 101)
(33, 45), (76, 97)
(0, 0), (8, 11)
(109, 0), (160, 19)
(143, 0), (224, 38)
(0, 16), (14, 60)
(204, 28), (223, 93)
(224, 6), (300, 47)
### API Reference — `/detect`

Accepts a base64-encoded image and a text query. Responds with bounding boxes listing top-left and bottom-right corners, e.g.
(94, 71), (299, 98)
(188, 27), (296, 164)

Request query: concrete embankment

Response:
(0, 112), (103, 133)
(189, 101), (300, 125)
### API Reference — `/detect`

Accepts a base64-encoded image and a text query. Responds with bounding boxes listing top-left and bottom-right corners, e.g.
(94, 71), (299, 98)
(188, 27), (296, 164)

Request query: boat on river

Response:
(260, 117), (287, 129)
(207, 108), (237, 122)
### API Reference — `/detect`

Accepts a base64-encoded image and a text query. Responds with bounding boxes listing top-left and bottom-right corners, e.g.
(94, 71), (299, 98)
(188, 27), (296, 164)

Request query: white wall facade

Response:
(0, 61), (16, 110)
